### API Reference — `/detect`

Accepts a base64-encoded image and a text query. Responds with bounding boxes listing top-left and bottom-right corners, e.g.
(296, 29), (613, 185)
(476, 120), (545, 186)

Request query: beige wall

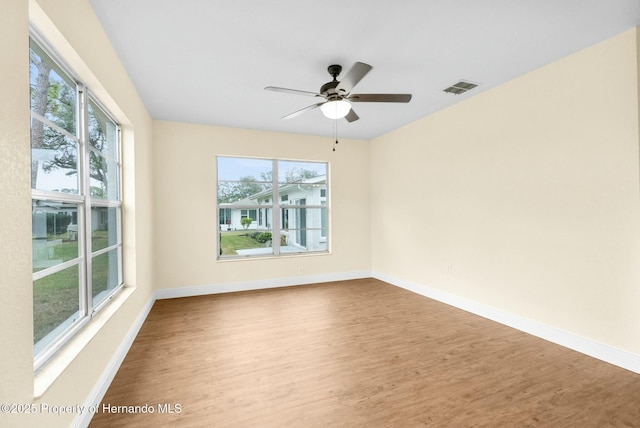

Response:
(152, 121), (371, 289)
(2, 0), (639, 426)
(0, 1), (155, 426)
(0, 0), (34, 411)
(371, 28), (640, 354)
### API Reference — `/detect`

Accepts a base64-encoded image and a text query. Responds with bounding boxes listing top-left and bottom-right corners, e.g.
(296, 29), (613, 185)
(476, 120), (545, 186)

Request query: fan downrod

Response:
(321, 64), (343, 96)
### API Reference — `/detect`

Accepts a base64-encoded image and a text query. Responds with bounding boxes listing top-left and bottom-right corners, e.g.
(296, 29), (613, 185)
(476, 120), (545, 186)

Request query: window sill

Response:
(217, 250), (331, 262)
(34, 285), (136, 398)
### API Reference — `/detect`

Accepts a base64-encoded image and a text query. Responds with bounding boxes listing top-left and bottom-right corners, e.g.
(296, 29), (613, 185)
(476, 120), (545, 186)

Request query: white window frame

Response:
(30, 33), (124, 370)
(216, 156), (329, 259)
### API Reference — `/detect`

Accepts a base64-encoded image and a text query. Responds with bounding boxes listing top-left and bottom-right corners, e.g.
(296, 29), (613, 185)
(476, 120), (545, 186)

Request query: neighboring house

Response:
(219, 175), (327, 251)
(219, 197), (261, 231)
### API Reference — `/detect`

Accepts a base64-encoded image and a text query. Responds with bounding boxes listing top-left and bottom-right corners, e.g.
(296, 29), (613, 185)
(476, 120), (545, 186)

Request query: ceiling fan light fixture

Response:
(267, 62), (411, 123)
(321, 99), (351, 120)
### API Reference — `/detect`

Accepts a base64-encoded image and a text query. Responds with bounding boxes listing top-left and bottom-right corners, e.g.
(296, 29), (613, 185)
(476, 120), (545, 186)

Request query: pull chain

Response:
(332, 118), (339, 152)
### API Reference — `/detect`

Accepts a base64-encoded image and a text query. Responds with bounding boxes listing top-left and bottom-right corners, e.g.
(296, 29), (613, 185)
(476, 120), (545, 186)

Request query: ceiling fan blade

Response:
(348, 93), (412, 103)
(282, 102), (325, 120)
(265, 86), (322, 97)
(336, 62), (372, 94)
(345, 108), (359, 123)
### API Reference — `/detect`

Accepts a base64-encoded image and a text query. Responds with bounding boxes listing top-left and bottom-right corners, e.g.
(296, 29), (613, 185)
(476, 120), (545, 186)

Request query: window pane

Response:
(219, 208), (231, 226)
(281, 228), (327, 253)
(89, 152), (119, 199)
(241, 209), (258, 220)
(281, 207), (327, 252)
(92, 249), (121, 306)
(33, 264), (80, 353)
(31, 119), (79, 193)
(219, 228), (273, 257)
(217, 157), (272, 182)
(32, 201), (79, 272)
(218, 183), (272, 205)
(281, 207), (326, 229)
(280, 183), (327, 206)
(29, 40), (77, 136)
(88, 99), (118, 159)
(321, 201), (327, 237)
(278, 160), (327, 183)
(91, 207), (119, 252)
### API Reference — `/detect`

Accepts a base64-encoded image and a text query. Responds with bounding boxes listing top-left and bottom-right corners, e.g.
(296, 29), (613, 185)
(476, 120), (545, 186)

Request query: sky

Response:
(217, 156), (327, 182)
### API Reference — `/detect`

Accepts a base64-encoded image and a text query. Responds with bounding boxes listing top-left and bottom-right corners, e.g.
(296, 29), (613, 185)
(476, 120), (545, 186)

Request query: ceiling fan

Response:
(265, 62), (412, 122)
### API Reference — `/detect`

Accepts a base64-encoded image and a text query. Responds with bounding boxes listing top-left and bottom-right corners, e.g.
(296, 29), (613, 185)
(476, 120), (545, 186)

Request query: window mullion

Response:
(32, 190), (84, 204)
(117, 206), (123, 284)
(78, 85), (91, 317)
(272, 159), (280, 255)
(30, 111), (80, 142)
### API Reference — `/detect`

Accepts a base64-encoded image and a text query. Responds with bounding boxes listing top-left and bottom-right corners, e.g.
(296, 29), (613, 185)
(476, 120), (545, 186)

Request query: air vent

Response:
(443, 80), (478, 95)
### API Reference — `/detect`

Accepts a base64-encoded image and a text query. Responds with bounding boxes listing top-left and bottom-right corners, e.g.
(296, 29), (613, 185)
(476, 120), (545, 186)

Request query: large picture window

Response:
(217, 157), (328, 258)
(30, 36), (123, 368)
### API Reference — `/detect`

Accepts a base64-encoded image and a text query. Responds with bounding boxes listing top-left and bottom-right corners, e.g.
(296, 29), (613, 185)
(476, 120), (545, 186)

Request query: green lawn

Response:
(220, 230), (261, 255)
(33, 230), (114, 345)
(33, 265), (79, 344)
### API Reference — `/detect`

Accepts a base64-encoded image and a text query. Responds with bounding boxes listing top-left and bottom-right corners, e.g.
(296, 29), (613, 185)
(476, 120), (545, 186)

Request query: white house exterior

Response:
(219, 175), (327, 251)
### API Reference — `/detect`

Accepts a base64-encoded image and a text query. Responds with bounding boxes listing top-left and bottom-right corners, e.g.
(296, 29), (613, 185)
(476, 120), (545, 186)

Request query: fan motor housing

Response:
(320, 80), (340, 97)
(321, 64), (344, 98)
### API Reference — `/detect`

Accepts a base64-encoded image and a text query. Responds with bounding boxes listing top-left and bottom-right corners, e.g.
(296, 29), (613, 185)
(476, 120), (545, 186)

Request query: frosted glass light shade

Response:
(320, 100), (351, 119)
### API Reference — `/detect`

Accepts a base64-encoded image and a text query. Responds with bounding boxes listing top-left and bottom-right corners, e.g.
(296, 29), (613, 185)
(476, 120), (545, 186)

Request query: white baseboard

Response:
(154, 270), (372, 300)
(73, 295), (156, 428)
(373, 271), (640, 375)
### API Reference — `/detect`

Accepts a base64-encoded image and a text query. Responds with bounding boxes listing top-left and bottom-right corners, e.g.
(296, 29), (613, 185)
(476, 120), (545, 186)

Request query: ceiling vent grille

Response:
(443, 80), (478, 95)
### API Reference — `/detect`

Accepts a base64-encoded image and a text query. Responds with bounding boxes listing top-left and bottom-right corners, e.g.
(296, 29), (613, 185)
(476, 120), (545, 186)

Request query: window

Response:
(240, 209), (257, 220)
(30, 36), (123, 368)
(219, 208), (231, 226)
(217, 157), (328, 258)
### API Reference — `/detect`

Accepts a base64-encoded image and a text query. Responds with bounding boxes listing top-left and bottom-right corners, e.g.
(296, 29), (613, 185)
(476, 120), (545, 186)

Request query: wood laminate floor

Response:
(89, 278), (640, 427)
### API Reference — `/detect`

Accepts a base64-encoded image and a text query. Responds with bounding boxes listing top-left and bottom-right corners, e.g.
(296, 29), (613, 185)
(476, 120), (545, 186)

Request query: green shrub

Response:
(250, 231), (272, 243)
(240, 217), (253, 229)
(247, 231), (287, 246)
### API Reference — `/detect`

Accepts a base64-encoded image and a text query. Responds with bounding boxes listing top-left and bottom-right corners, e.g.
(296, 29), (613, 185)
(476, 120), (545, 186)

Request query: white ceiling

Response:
(89, 0), (640, 140)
